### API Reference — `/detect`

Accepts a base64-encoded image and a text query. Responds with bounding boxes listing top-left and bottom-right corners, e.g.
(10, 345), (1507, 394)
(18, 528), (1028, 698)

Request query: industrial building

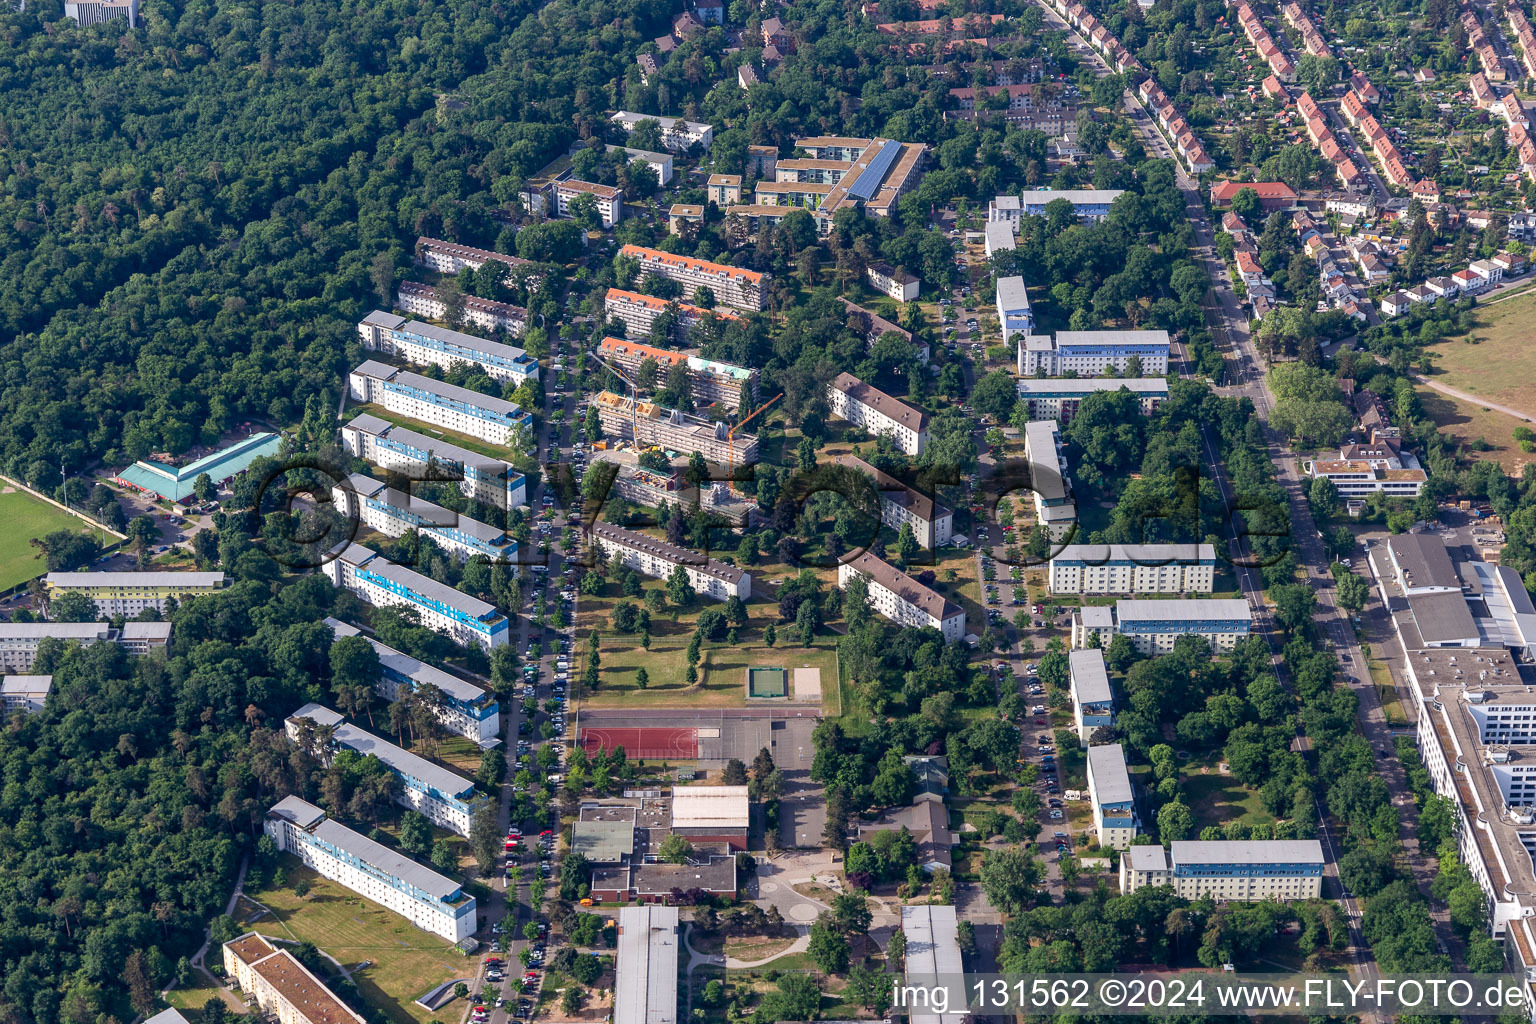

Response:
(1017, 330), (1171, 376)
(614, 906), (680, 1024)
(347, 360), (532, 446)
(265, 796), (477, 941)
(223, 933), (367, 1024)
(330, 473), (517, 564)
(1068, 649), (1113, 745)
(838, 551), (966, 643)
(324, 618), (501, 748)
(0, 621), (171, 672)
(1015, 378), (1168, 421)
(1086, 743), (1138, 849)
(1048, 544), (1217, 595)
(285, 704), (491, 836)
(832, 454), (953, 548)
(589, 391), (757, 465)
(357, 311), (538, 385)
(827, 372), (929, 456)
(589, 522), (751, 601)
(43, 571), (226, 616)
(1072, 599), (1253, 654)
(324, 542), (511, 651)
(1119, 840), (1326, 900)
(341, 412), (527, 510)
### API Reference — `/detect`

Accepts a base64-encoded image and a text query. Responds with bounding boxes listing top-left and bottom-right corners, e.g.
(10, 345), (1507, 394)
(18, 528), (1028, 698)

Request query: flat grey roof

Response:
(341, 473), (386, 497)
(345, 415), (516, 474)
(1124, 844), (1168, 871)
(0, 675), (51, 696)
(323, 618), (489, 706)
(402, 318), (528, 361)
(352, 358), (403, 379)
(1409, 591), (1481, 645)
(1170, 839), (1325, 866)
(631, 856), (737, 894)
(1017, 378), (1169, 395)
(1077, 605), (1115, 629)
(1020, 188), (1126, 206)
(376, 487), (508, 545)
(372, 559), (500, 621)
(1055, 329), (1170, 348)
(1024, 421), (1066, 502)
(571, 820), (636, 862)
(361, 310), (408, 330)
(984, 222), (1016, 250)
(615, 906), (679, 1024)
(45, 571), (225, 588)
(269, 793), (327, 829)
(354, 361), (526, 419)
(307, 814), (463, 900)
(0, 622), (112, 640)
(1388, 533), (1460, 590)
(1052, 543), (1214, 564)
(344, 412), (393, 435)
(1069, 649), (1111, 704)
(902, 906), (967, 1024)
(996, 274), (1030, 309)
(1115, 598), (1251, 622)
(120, 621), (173, 641)
(1087, 743), (1132, 803)
(289, 704), (478, 799)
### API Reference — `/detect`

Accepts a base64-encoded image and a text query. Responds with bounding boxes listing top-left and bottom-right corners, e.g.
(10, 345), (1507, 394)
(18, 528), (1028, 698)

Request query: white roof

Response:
(1055, 329), (1170, 349)
(984, 222), (1016, 252)
(1087, 743), (1132, 803)
(1170, 840), (1325, 866)
(1068, 650), (1111, 704)
(670, 786), (750, 829)
(45, 571), (225, 588)
(615, 907), (679, 1024)
(1020, 188), (1125, 206)
(996, 274), (1031, 309)
(902, 905), (966, 1024)
(1017, 377), (1169, 395)
(1115, 598), (1251, 623)
(1125, 844), (1169, 871)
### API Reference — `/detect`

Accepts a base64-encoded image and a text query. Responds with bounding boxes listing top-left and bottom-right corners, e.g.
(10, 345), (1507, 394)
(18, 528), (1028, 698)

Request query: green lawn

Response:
(1181, 770), (1275, 832)
(0, 488), (116, 591)
(584, 638), (838, 710)
(237, 865), (472, 1024)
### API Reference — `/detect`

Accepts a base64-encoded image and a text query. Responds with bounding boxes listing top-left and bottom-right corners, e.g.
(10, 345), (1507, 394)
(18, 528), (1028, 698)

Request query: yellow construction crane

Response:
(727, 393), (781, 490)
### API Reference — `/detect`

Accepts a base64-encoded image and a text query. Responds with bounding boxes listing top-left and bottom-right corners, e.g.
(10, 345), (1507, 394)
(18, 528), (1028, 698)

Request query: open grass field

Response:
(0, 488), (116, 591)
(1368, 656), (1409, 727)
(1425, 290), (1536, 422)
(1181, 769), (1275, 832)
(239, 865), (472, 1024)
(164, 980), (242, 1015)
(1415, 388), (1532, 474)
(583, 638), (839, 711)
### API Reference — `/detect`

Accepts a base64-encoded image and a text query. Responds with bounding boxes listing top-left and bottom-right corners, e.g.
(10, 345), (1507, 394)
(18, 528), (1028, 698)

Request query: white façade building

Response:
(827, 372), (929, 455)
(996, 275), (1033, 343)
(324, 542), (511, 651)
(555, 179), (624, 228)
(330, 474), (517, 564)
(1072, 599), (1252, 654)
(285, 704), (492, 836)
(866, 261), (920, 302)
(414, 237), (538, 283)
(223, 933), (366, 1024)
(347, 360), (532, 446)
(1119, 840), (1325, 901)
(42, 570), (226, 616)
(358, 311), (538, 385)
(1086, 743), (1138, 849)
(1048, 544), (1217, 595)
(1068, 649), (1113, 746)
(610, 111), (714, 152)
(984, 221), (1016, 257)
(1010, 188), (1125, 221)
(838, 551), (966, 643)
(589, 522), (751, 601)
(265, 796), (477, 942)
(324, 618), (500, 748)
(396, 282), (527, 338)
(1015, 378), (1168, 422)
(341, 413), (526, 510)
(1, 675), (51, 713)
(1023, 421), (1077, 540)
(0, 621), (171, 672)
(1017, 330), (1170, 376)
(833, 454), (953, 549)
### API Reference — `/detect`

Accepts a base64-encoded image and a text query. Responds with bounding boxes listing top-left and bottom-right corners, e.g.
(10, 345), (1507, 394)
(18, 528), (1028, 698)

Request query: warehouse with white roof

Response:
(615, 906), (679, 1024)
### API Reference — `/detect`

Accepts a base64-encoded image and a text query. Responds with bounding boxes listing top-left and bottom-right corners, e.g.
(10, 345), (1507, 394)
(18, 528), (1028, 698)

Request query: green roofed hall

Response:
(113, 432), (282, 503)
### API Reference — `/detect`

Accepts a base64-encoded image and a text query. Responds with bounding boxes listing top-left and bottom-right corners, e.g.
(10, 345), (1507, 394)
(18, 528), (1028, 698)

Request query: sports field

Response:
(237, 866), (471, 1024)
(0, 488), (113, 591)
(1426, 291), (1536, 422)
(585, 641), (838, 711)
(747, 666), (787, 698)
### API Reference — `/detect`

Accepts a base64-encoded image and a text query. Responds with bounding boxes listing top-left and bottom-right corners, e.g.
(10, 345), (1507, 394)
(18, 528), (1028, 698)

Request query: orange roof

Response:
(597, 336), (689, 366)
(226, 934), (278, 967)
(251, 951), (366, 1024)
(620, 245), (763, 284)
(604, 288), (740, 320)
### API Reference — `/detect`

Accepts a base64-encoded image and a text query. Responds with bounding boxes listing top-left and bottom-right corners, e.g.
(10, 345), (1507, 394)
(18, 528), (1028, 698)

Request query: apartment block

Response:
(602, 288), (740, 344)
(1017, 329), (1170, 376)
(44, 571), (226, 616)
(1120, 840), (1325, 900)
(706, 174), (742, 206)
(984, 221), (1016, 257)
(223, 933), (366, 1024)
(833, 454), (953, 548)
(587, 449), (753, 526)
(413, 237), (537, 283)
(348, 360), (532, 446)
(839, 298), (929, 362)
(265, 796), (477, 941)
(752, 179), (834, 208)
(324, 618), (500, 747)
(1072, 599), (1252, 654)
(331, 474), (517, 564)
(617, 146), (675, 185)
(589, 522), (751, 601)
(989, 188), (1124, 223)
(1068, 649), (1113, 745)
(359, 311), (537, 385)
(866, 262), (920, 301)
(64, 0), (136, 25)
(838, 551), (966, 642)
(0, 621), (171, 672)
(827, 372), (928, 455)
(1, 675), (51, 713)
(619, 245), (766, 310)
(395, 283), (527, 338)
(1086, 743), (1138, 849)
(555, 179), (623, 228)
(593, 338), (757, 412)
(590, 391), (756, 464)
(996, 275), (1033, 343)
(611, 111), (714, 152)
(324, 542), (510, 651)
(1048, 544), (1216, 595)
(1023, 420), (1077, 540)
(1015, 378), (1168, 421)
(286, 703), (492, 836)
(341, 413), (527, 510)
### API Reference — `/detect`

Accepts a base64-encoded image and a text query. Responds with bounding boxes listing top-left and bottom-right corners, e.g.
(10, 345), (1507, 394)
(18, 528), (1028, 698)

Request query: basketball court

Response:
(576, 707), (819, 768)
